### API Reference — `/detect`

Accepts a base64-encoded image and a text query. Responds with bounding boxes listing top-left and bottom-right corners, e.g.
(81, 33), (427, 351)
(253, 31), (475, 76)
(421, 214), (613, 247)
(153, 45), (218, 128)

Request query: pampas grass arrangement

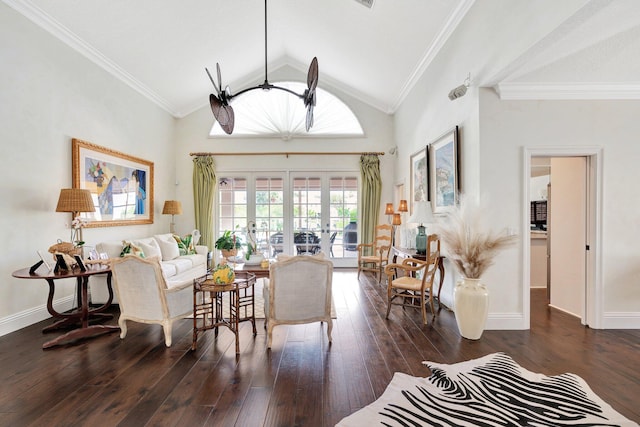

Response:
(433, 195), (517, 279)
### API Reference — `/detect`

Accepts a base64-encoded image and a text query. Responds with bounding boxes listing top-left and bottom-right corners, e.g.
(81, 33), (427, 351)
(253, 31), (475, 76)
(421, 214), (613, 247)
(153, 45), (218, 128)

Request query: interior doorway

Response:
(529, 157), (587, 318)
(523, 147), (603, 329)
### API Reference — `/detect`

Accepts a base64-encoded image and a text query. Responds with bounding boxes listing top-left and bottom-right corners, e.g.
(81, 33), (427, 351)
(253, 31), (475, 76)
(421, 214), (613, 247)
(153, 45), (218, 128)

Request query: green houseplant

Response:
(214, 230), (242, 258)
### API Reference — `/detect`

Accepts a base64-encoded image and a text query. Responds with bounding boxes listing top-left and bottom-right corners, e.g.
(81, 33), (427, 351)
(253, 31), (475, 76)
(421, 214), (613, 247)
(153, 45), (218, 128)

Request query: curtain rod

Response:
(190, 151), (385, 157)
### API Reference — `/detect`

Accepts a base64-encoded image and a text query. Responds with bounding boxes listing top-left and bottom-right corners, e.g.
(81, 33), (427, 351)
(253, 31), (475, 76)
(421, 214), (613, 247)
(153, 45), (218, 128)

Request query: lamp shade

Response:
(56, 188), (95, 213)
(162, 200), (183, 215)
(392, 213), (402, 226)
(384, 203), (394, 215)
(398, 199), (408, 213)
(408, 201), (433, 225)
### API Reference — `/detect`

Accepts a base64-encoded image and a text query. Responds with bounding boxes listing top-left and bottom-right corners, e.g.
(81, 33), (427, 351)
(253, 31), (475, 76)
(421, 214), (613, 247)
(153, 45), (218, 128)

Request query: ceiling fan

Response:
(206, 0), (318, 135)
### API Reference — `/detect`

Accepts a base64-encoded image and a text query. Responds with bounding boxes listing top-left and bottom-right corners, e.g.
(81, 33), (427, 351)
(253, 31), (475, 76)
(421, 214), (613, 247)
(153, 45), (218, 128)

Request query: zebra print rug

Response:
(337, 352), (637, 426)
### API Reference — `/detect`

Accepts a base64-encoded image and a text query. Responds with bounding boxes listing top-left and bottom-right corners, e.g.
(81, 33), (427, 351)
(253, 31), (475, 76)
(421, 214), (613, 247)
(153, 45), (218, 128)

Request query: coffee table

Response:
(192, 271), (257, 354)
(233, 262), (270, 278)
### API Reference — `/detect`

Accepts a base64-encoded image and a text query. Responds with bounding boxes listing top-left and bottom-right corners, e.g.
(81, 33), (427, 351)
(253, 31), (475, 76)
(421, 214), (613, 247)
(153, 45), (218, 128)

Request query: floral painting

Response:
(72, 138), (154, 227)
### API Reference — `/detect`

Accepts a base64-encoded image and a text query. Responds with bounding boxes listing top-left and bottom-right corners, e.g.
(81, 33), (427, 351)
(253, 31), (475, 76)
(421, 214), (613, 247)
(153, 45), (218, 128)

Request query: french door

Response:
(217, 171), (359, 267)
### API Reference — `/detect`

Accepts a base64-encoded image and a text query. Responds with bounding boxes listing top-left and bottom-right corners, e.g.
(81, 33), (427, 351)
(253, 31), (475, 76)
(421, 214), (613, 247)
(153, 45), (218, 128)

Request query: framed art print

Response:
(72, 138), (154, 227)
(409, 147), (428, 215)
(428, 126), (459, 214)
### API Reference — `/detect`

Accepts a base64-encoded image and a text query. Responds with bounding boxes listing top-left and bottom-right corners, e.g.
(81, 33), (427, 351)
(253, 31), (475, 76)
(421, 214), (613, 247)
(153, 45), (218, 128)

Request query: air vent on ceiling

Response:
(354, 0), (375, 9)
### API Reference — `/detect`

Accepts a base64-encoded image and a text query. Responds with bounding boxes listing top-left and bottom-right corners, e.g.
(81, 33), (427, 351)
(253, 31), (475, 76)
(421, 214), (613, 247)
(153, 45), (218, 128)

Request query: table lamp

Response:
(56, 188), (95, 243)
(162, 200), (182, 234)
(391, 212), (401, 246)
(408, 201), (433, 254)
(385, 202), (394, 223)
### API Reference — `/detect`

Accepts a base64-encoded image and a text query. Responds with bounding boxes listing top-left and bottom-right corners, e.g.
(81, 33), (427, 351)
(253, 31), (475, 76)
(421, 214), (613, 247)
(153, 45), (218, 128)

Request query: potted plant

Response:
(434, 195), (517, 340)
(215, 230), (242, 259)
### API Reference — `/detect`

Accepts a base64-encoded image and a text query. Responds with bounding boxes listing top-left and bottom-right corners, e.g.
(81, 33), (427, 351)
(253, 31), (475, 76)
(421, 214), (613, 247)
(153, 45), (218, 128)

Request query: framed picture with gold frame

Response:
(72, 138), (154, 227)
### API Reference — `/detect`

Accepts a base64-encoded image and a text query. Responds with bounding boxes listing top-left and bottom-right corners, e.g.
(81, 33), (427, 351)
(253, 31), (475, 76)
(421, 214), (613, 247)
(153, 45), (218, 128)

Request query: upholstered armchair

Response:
(357, 224), (393, 282)
(110, 255), (193, 347)
(263, 254), (333, 349)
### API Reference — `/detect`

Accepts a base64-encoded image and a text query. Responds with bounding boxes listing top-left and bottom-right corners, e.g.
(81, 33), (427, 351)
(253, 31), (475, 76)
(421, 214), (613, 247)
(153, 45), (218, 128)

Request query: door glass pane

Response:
(329, 176), (358, 258)
(255, 177), (284, 257)
(292, 177), (322, 255)
(218, 177), (247, 242)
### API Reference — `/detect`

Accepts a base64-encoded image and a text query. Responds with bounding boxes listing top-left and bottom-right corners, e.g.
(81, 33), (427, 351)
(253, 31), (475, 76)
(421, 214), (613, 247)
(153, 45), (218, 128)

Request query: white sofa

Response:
(90, 233), (208, 304)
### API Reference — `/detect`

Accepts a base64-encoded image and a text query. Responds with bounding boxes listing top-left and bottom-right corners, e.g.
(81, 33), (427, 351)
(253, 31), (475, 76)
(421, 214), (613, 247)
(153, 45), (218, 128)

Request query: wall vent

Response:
(354, 0), (375, 9)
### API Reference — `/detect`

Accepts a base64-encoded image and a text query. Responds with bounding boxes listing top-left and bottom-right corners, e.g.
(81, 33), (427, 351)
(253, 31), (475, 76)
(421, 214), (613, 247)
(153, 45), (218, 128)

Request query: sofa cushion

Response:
(178, 253), (206, 267)
(163, 257), (194, 275)
(160, 262), (177, 278)
(154, 234), (180, 261)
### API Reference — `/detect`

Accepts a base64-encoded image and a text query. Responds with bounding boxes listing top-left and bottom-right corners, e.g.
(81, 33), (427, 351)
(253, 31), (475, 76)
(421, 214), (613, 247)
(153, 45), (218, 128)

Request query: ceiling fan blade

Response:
(307, 57), (318, 92)
(219, 105), (235, 135)
(205, 68), (221, 95)
(305, 105), (314, 132)
(209, 93), (230, 126)
(216, 63), (224, 94)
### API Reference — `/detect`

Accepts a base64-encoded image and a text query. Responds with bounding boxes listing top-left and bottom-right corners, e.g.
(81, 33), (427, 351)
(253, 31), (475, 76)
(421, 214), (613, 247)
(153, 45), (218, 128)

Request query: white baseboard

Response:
(0, 295), (74, 337)
(602, 312), (640, 329)
(485, 313), (526, 330)
(474, 311), (640, 330)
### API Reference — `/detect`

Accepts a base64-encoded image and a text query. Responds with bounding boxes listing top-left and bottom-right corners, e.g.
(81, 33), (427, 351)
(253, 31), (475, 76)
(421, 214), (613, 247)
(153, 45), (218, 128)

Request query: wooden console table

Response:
(391, 247), (449, 311)
(12, 263), (119, 349)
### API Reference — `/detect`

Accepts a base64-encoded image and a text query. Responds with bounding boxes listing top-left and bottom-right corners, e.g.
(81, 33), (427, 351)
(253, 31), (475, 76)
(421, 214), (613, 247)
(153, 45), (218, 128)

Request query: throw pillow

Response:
(120, 241), (145, 258)
(156, 237), (180, 261)
(173, 234), (196, 256)
(137, 240), (161, 259)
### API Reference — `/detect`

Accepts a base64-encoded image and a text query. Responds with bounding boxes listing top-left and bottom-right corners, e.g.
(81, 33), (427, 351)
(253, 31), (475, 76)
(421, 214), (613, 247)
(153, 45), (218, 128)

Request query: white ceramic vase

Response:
(454, 277), (489, 340)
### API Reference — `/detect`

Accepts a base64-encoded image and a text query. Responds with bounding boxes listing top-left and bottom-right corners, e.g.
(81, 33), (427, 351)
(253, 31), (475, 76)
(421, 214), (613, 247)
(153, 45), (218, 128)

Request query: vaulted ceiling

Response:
(6, 0), (640, 118)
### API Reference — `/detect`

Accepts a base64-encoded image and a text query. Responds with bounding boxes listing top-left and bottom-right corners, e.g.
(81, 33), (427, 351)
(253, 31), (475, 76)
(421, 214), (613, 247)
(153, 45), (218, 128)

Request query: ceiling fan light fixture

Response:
(205, 0), (318, 135)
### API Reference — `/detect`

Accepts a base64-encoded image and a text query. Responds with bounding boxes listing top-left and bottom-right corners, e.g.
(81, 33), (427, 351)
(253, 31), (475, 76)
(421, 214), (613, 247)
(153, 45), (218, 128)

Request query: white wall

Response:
(480, 88), (640, 328)
(393, 0), (640, 328)
(0, 4), (176, 335)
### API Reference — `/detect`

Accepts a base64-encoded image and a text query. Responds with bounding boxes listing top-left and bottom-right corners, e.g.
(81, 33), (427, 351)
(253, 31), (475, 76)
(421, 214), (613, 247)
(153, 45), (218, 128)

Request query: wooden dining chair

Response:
(384, 250), (440, 325)
(357, 224), (393, 283)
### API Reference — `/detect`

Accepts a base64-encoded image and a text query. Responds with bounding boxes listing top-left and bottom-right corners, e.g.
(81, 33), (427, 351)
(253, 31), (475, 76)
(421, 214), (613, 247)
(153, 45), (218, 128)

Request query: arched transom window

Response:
(209, 82), (364, 139)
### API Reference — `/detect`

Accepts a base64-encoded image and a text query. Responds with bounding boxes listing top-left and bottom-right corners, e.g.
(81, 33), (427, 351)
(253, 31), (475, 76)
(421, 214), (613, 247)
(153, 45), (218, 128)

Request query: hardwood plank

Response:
(0, 272), (638, 425)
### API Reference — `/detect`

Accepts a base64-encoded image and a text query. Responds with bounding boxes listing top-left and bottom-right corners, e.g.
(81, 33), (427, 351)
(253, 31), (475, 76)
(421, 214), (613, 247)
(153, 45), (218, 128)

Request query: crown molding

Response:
(389, 0), (476, 113)
(495, 82), (640, 100)
(3, 0), (179, 117)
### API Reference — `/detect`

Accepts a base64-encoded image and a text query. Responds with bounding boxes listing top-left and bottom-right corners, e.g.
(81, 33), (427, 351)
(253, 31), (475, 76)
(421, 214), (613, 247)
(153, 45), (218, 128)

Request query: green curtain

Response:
(360, 154), (382, 252)
(192, 156), (216, 249)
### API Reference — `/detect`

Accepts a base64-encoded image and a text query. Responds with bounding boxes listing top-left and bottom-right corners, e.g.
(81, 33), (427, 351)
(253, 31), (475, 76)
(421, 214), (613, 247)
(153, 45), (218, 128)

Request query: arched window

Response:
(209, 82), (364, 139)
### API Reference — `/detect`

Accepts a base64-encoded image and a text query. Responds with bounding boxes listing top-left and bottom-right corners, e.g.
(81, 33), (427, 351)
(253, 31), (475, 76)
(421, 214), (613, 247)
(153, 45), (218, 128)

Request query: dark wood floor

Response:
(1, 270), (639, 426)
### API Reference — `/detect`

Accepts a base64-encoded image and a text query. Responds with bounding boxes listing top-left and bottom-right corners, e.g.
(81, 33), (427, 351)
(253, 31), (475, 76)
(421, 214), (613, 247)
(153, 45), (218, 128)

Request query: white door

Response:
(290, 172), (359, 267)
(549, 157), (587, 318)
